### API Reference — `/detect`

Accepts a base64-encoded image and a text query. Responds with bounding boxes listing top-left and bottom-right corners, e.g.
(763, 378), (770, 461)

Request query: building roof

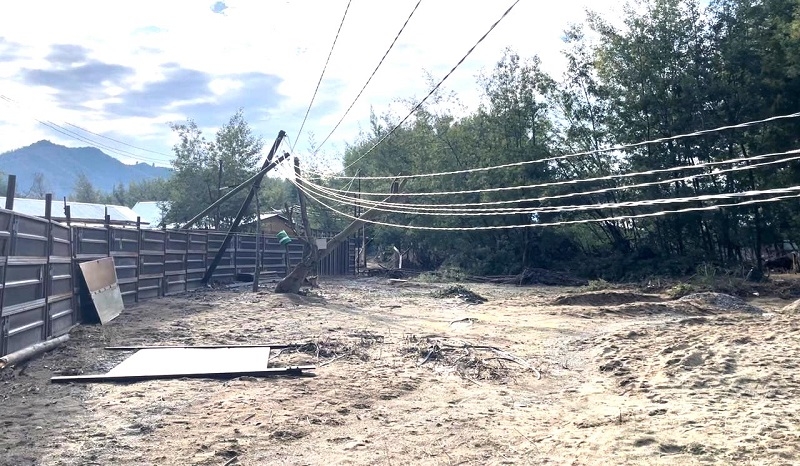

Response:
(0, 196), (144, 224)
(132, 201), (172, 229)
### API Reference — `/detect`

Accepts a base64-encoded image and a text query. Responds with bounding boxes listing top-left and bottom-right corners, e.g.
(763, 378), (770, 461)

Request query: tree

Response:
(26, 172), (49, 199)
(72, 173), (100, 203)
(163, 110), (265, 229)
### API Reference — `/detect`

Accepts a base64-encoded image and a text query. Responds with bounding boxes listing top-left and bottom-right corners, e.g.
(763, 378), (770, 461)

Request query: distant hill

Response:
(0, 140), (172, 198)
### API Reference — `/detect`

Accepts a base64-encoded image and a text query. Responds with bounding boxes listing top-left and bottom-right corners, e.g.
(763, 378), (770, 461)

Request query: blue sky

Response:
(0, 0), (620, 171)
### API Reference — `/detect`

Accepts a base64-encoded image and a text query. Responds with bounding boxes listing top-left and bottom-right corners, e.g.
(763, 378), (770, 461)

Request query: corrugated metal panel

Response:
(207, 232), (235, 282)
(138, 230), (165, 299)
(0, 210), (357, 356)
(186, 232), (206, 291)
(164, 231), (187, 295)
(110, 228), (139, 305)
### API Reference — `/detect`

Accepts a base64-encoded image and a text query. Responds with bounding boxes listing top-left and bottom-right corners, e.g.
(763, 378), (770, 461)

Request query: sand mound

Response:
(598, 302), (718, 317)
(552, 291), (665, 307)
(678, 292), (762, 314)
(780, 299), (800, 313)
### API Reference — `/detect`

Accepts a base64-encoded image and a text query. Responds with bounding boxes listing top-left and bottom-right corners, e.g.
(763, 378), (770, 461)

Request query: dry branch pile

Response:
(409, 336), (540, 383)
(433, 285), (487, 304)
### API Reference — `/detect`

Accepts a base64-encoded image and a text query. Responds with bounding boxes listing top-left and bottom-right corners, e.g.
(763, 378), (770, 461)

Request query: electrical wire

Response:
(0, 95), (171, 165)
(288, 149), (800, 214)
(63, 122), (172, 157)
(339, 0), (523, 174)
(288, 169), (800, 231)
(293, 147), (800, 200)
(292, 0), (353, 153)
(314, 0), (424, 155)
(327, 110), (800, 180)
(280, 156), (800, 217)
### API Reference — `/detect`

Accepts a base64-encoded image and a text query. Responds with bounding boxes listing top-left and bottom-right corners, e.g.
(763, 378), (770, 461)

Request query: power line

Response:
(289, 170), (800, 231)
(292, 0), (353, 153)
(281, 154), (800, 216)
(314, 0), (424, 155)
(294, 147), (800, 200)
(0, 95), (171, 165)
(291, 169), (800, 216)
(63, 122), (172, 157)
(339, 0), (523, 174)
(326, 110), (800, 180)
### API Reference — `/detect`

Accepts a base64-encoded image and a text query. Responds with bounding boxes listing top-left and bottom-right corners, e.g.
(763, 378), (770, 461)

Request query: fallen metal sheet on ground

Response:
(51, 346), (315, 383)
(107, 347), (272, 377)
(79, 257), (124, 324)
(104, 343), (300, 350)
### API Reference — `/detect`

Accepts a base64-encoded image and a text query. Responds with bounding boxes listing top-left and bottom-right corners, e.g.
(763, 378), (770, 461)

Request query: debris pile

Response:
(409, 336), (539, 383)
(433, 285), (487, 304)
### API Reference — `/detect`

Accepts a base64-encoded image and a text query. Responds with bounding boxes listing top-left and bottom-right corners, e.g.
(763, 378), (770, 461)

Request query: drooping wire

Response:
(314, 0), (424, 155)
(287, 168), (800, 231)
(338, 0), (523, 174)
(278, 150), (800, 217)
(326, 110), (800, 180)
(292, 0), (353, 153)
(293, 147), (800, 201)
(0, 95), (171, 164)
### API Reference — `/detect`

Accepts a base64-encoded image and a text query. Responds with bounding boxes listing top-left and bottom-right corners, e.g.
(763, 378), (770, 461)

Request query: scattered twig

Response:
(320, 353), (350, 367)
(223, 456), (239, 466)
(449, 317), (478, 326)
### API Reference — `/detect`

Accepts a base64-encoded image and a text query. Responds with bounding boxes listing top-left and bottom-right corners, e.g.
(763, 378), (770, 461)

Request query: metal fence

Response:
(0, 208), (356, 357)
(0, 209), (77, 356)
(71, 227), (356, 306)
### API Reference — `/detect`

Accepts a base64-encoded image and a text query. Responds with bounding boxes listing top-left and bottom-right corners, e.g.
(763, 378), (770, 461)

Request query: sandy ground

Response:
(1, 277), (799, 465)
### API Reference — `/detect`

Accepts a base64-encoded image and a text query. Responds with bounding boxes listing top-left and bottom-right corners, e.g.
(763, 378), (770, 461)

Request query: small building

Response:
(0, 196), (144, 226)
(247, 212), (297, 235)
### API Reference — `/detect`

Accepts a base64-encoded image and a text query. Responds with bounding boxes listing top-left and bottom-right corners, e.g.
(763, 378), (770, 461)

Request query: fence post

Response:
(44, 193), (53, 338)
(4, 174), (15, 210)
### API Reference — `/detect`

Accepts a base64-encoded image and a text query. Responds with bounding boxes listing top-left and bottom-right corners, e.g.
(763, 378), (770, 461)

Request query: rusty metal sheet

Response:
(78, 257), (123, 324)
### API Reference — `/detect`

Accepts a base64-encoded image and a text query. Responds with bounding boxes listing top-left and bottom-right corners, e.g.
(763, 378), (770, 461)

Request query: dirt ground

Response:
(1, 277), (799, 466)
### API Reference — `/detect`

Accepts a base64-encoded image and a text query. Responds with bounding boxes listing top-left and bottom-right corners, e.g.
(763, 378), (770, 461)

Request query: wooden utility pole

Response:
(200, 131), (286, 285)
(293, 158), (314, 245)
(275, 178), (407, 294)
(181, 133), (288, 231)
(216, 159), (223, 230)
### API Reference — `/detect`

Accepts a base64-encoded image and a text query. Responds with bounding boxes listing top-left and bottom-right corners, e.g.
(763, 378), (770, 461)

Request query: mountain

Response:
(0, 140), (172, 198)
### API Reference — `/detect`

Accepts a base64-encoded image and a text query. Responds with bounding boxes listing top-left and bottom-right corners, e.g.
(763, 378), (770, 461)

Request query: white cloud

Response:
(0, 0), (623, 167)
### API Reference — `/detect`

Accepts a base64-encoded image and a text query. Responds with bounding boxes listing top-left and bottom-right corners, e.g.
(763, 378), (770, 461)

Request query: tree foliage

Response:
(317, 0), (800, 279)
(163, 109), (269, 228)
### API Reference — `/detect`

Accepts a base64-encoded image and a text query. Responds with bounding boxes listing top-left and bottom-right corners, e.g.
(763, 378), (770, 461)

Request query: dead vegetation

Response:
(407, 335), (540, 383)
(432, 284), (487, 304)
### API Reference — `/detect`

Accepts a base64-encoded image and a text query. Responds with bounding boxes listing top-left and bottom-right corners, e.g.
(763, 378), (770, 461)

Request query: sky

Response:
(0, 0), (622, 171)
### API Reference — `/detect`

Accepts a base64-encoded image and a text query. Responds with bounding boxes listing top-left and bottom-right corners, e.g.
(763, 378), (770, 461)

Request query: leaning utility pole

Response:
(200, 131), (287, 285)
(275, 178), (407, 294)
